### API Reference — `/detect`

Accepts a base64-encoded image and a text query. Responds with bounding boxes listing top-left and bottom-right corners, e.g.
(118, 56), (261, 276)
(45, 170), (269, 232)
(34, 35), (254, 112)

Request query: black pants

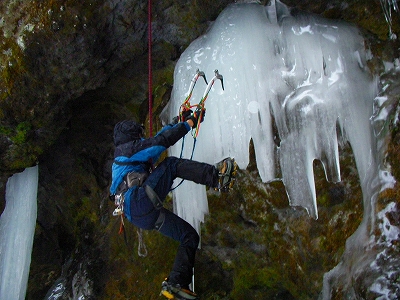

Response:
(131, 157), (219, 287)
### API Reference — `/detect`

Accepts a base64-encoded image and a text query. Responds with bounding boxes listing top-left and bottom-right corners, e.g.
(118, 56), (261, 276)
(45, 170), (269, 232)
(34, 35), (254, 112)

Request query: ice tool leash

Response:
(193, 69), (224, 138)
(179, 69), (208, 122)
(182, 69), (224, 138)
(171, 69), (224, 191)
(178, 69), (224, 153)
(177, 69), (208, 162)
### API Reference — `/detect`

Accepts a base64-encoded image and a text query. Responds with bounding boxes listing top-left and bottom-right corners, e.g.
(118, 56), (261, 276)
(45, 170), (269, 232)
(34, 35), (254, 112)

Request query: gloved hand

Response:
(180, 109), (193, 122)
(171, 109), (193, 125)
(171, 116), (179, 125)
(187, 107), (205, 128)
(194, 106), (205, 123)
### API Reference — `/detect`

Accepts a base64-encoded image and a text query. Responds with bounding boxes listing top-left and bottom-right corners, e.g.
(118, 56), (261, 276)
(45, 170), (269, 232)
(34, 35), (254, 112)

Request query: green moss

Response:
(74, 196), (99, 227)
(231, 265), (284, 299)
(196, 137), (365, 299)
(5, 144), (41, 170)
(102, 227), (179, 299)
(0, 120), (47, 170)
(321, 0), (399, 41)
(0, 126), (12, 136)
(1, 45), (26, 97)
(11, 121), (31, 144)
(318, 193), (330, 207)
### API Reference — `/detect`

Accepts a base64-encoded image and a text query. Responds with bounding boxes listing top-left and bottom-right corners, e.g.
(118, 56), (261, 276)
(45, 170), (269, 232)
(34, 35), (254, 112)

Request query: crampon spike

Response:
(160, 290), (175, 299)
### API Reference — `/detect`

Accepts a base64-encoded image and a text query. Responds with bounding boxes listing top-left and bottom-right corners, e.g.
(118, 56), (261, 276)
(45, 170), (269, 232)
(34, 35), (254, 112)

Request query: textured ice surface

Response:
(162, 1), (377, 233)
(0, 166), (38, 299)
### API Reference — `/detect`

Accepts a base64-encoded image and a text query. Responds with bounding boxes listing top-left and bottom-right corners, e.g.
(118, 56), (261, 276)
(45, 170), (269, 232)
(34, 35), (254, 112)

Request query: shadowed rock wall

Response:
(0, 0), (399, 299)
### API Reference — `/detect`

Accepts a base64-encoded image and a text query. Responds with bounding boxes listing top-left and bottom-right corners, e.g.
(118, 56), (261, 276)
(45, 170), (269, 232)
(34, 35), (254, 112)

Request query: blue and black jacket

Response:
(110, 122), (191, 220)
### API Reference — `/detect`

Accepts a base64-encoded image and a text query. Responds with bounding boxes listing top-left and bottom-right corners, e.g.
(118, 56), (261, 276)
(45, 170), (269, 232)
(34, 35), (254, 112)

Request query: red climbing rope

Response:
(148, 0), (153, 137)
(135, 0), (153, 259)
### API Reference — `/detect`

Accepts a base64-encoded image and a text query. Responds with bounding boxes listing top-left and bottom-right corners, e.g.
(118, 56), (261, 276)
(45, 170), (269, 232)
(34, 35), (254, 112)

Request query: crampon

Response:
(215, 157), (238, 192)
(160, 280), (198, 300)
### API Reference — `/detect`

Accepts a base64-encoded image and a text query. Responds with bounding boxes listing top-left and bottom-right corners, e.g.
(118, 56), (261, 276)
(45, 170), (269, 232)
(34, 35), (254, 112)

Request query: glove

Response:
(187, 107), (205, 128)
(171, 109), (193, 125)
(194, 107), (205, 123)
(171, 116), (179, 125)
(180, 109), (193, 122)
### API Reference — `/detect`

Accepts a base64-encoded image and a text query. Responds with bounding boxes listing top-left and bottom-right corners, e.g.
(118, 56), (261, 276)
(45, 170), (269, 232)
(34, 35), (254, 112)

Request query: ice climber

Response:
(109, 109), (237, 300)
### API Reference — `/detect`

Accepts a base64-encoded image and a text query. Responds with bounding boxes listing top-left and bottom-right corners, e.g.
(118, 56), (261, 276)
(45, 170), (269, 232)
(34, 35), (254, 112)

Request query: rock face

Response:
(0, 0), (399, 299)
(0, 0), (231, 173)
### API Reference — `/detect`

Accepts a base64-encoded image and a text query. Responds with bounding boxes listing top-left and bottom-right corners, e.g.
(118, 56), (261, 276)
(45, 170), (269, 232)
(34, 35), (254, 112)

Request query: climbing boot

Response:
(160, 279), (198, 300)
(215, 157), (237, 192)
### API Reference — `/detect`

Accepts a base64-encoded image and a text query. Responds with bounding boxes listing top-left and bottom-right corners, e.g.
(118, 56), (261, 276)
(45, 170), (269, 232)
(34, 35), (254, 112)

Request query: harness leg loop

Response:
(145, 185), (163, 209)
(154, 210), (166, 231)
(144, 185), (166, 230)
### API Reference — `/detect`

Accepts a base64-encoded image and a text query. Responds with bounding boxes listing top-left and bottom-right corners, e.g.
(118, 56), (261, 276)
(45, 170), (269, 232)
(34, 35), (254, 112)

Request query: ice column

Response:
(0, 166), (39, 300)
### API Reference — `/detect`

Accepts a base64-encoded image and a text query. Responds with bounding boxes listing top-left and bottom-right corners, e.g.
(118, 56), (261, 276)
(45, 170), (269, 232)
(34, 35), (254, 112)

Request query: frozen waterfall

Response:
(163, 1), (379, 232)
(161, 0), (399, 297)
(0, 166), (38, 300)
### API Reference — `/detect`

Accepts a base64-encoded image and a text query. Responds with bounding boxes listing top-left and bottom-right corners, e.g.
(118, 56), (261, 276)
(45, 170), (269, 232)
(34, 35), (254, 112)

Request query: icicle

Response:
(380, 0), (399, 39)
(0, 166), (38, 299)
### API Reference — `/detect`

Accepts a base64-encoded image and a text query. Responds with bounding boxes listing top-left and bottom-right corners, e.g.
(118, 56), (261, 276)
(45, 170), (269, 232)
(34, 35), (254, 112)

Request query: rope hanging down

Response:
(115, 0), (153, 258)
(148, 0), (153, 135)
(135, 0), (153, 258)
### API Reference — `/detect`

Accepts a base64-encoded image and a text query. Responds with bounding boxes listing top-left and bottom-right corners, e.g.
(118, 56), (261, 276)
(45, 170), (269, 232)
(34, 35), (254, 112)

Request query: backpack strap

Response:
(114, 159), (153, 173)
(113, 160), (143, 166)
(145, 185), (163, 210)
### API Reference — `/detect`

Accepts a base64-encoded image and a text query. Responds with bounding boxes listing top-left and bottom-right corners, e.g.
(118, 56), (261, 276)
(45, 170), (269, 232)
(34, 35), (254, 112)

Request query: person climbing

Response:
(109, 108), (237, 300)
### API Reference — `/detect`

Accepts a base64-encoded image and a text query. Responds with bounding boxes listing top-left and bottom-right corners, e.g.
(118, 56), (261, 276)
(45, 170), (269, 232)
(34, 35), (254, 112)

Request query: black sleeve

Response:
(152, 122), (190, 148)
(114, 123), (190, 157)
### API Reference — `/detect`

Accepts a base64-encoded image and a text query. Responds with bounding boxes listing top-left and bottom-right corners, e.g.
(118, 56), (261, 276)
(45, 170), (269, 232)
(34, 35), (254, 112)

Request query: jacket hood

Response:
(113, 120), (144, 146)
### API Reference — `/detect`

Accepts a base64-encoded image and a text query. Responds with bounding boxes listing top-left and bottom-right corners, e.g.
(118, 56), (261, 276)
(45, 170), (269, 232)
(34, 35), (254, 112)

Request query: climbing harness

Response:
(125, 171), (148, 188)
(111, 170), (148, 247)
(110, 192), (128, 245)
(111, 173), (162, 256)
(111, 159), (152, 255)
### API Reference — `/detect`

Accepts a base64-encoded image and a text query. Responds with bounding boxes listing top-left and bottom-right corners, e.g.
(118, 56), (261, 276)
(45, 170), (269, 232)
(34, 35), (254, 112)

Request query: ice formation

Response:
(163, 1), (378, 234)
(0, 166), (38, 299)
(0, 0), (392, 297)
(380, 0), (399, 39)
